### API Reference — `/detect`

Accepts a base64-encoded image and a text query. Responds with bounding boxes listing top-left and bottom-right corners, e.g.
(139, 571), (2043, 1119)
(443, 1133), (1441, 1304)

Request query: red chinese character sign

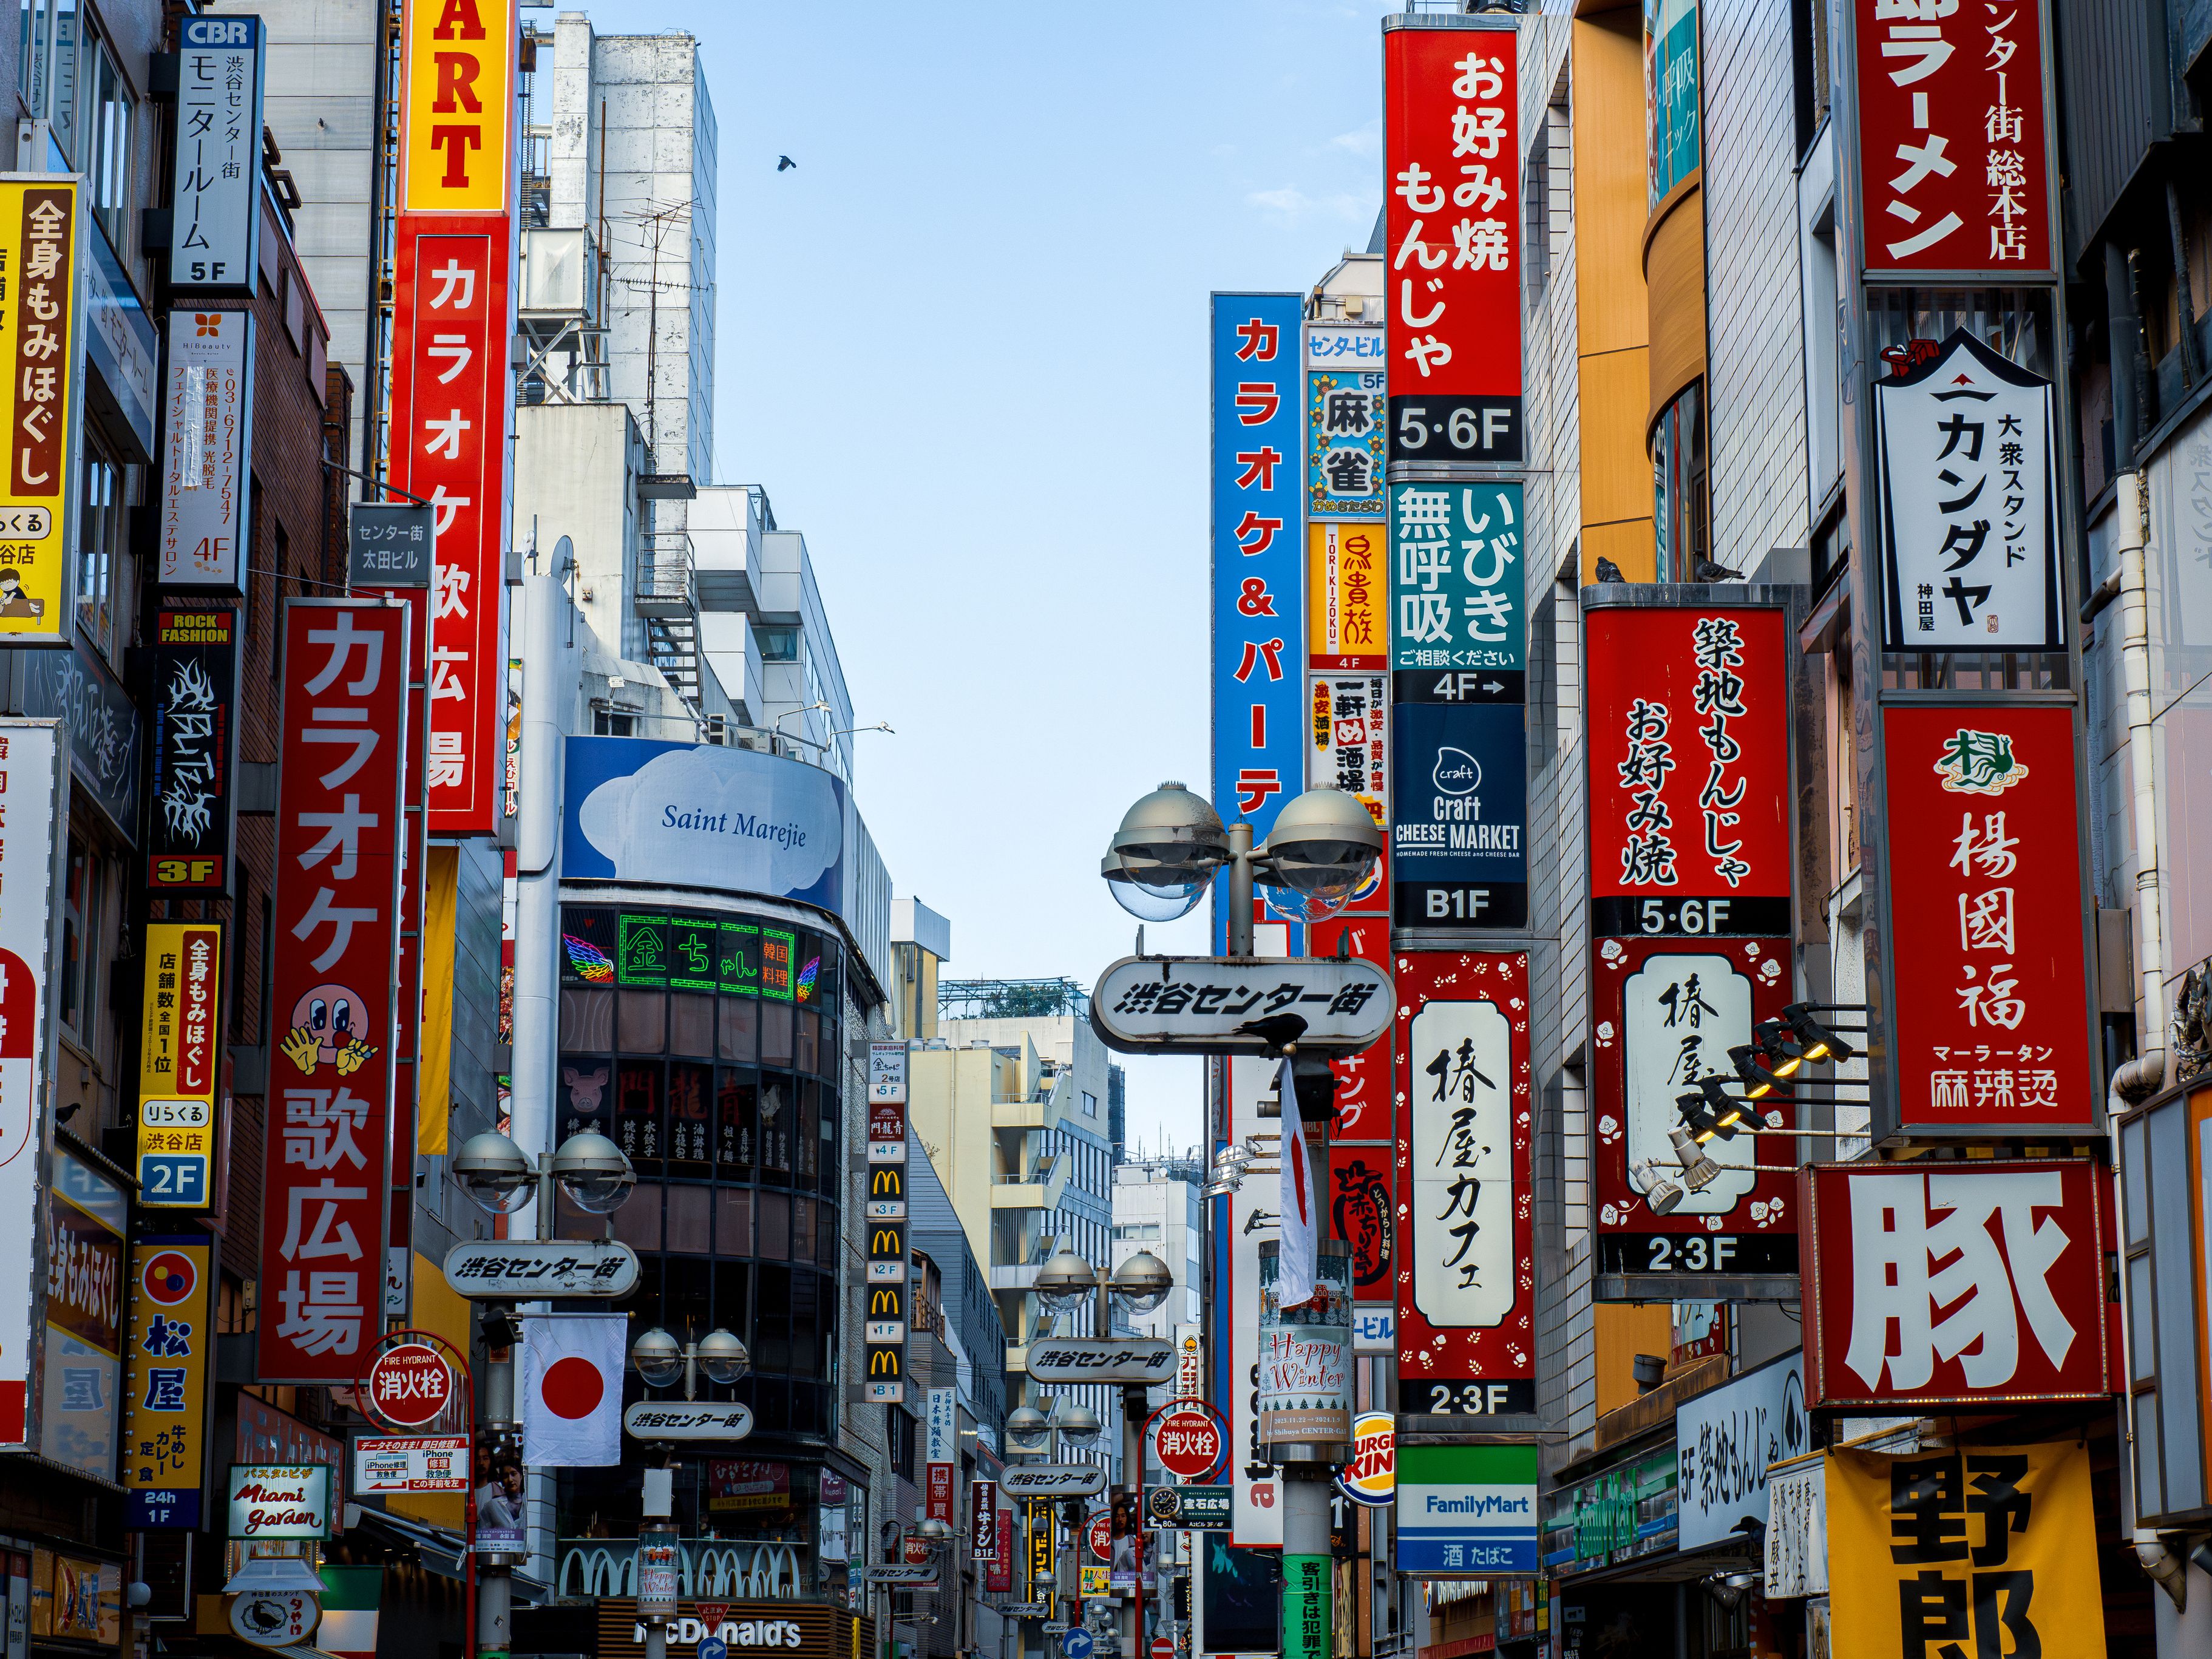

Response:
(258, 602), (407, 1382)
(1393, 950), (1532, 1416)
(1801, 1159), (2117, 1408)
(364, 1342), (452, 1427)
(387, 218), (511, 834)
(1382, 19), (1521, 463)
(1879, 704), (2094, 1136)
(1851, 0), (2052, 276)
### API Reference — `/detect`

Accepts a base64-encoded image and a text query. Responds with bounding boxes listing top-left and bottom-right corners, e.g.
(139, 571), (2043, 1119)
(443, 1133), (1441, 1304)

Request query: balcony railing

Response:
(558, 1538), (810, 1602)
(637, 531), (696, 612)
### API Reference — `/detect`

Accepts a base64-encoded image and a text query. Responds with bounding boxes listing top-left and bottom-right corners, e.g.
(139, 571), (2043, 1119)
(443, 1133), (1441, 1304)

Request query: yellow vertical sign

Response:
(1827, 1441), (2106, 1658)
(0, 178), (78, 643)
(399, 0), (517, 212)
(121, 1237), (214, 1527)
(137, 923), (222, 1208)
(1306, 522), (1386, 670)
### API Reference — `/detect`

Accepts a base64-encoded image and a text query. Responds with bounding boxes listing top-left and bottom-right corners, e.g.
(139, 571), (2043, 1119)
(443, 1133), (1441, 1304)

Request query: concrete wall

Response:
(515, 401), (646, 660)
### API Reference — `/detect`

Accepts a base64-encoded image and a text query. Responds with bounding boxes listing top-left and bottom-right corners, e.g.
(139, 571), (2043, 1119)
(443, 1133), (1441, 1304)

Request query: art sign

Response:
(158, 309), (253, 588)
(147, 609), (240, 893)
(1393, 951), (1533, 1416)
(1382, 19), (1522, 461)
(1800, 1159), (2116, 1409)
(1873, 331), (2060, 651)
(135, 923), (222, 1210)
(258, 603), (406, 1382)
(1879, 704), (2094, 1136)
(399, 0), (516, 214)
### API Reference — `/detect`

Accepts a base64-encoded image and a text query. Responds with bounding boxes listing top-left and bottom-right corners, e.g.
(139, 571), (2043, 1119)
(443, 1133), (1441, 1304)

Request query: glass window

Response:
(559, 986), (615, 1050)
(59, 830), (94, 1034)
(716, 1070), (756, 1176)
(667, 1062), (711, 1175)
(84, 34), (127, 248)
(75, 429), (122, 657)
(19, 0), (52, 111)
(758, 1077), (792, 1182)
(761, 1002), (794, 1068)
(1653, 379), (1710, 583)
(665, 1183), (710, 1254)
(755, 1264), (792, 1371)
(795, 1008), (818, 1074)
(618, 989), (665, 1053)
(718, 996), (756, 1062)
(612, 1183), (662, 1252)
(790, 1273), (819, 1379)
(758, 1190), (790, 1260)
(616, 1060), (662, 1172)
(557, 1054), (612, 1142)
(795, 1081), (818, 1185)
(756, 625), (798, 661)
(711, 1257), (749, 1339)
(715, 1186), (753, 1255)
(47, 0), (75, 157)
(669, 992), (715, 1057)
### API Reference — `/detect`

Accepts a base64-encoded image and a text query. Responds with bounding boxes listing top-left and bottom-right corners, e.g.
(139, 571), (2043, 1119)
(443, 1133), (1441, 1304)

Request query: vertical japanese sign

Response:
(1311, 915), (1393, 1144)
(259, 602), (407, 1382)
(147, 608), (241, 893)
(0, 722), (60, 1450)
(399, 0), (516, 215)
(1305, 324), (1385, 519)
(1308, 673), (1387, 909)
(924, 1385), (956, 1525)
(970, 1479), (997, 1562)
(863, 1041), (908, 1403)
(136, 923), (222, 1210)
(1873, 330), (2060, 651)
(1393, 950), (1533, 1416)
(988, 1499), (1014, 1594)
(122, 1236), (214, 1527)
(44, 1150), (125, 1479)
(169, 16), (263, 290)
(1878, 704), (2094, 1136)
(1827, 1442), (2103, 1655)
(1307, 523), (1386, 672)
(1800, 1159), (2114, 1408)
(1382, 20), (1521, 463)
(1212, 293), (1304, 951)
(1644, 0), (1700, 208)
(0, 181), (80, 645)
(1226, 1054), (1282, 1547)
(1028, 1502), (1054, 1600)
(388, 222), (509, 835)
(157, 310), (253, 590)
(1852, 0), (2051, 275)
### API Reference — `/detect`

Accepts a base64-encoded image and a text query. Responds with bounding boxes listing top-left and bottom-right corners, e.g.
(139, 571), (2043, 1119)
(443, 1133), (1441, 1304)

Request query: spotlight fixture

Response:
(1670, 1125), (1725, 1193)
(1630, 1158), (1686, 1216)
(1675, 1080), (1751, 1145)
(1781, 1002), (1857, 1065)
(1729, 1043), (1788, 1102)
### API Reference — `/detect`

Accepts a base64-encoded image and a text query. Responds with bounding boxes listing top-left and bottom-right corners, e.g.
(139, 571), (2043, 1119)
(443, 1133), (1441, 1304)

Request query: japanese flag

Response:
(521, 1314), (623, 1466)
(1277, 1060), (1318, 1309)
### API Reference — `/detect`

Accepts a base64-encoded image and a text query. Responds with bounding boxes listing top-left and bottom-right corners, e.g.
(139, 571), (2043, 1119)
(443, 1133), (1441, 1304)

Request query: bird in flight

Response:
(776, 155), (796, 171)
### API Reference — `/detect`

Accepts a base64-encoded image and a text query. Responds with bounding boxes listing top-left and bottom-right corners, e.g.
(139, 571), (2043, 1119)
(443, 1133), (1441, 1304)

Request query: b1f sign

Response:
(170, 17), (263, 290)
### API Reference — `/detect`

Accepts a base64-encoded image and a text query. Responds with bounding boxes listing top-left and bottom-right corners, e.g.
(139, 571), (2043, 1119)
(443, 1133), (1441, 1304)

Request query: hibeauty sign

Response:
(561, 738), (846, 908)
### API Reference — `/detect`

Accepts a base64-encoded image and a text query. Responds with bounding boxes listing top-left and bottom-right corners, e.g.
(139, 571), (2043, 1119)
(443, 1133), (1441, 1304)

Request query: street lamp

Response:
(629, 1327), (752, 1399)
(1111, 1251), (1173, 1315)
(1100, 781), (1382, 944)
(1006, 1406), (1051, 1452)
(1053, 1403), (1101, 1450)
(454, 1128), (639, 1221)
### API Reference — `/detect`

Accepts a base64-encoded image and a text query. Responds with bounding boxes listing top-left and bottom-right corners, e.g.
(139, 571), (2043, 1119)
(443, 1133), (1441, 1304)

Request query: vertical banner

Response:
(1226, 1053), (1283, 1547)
(1028, 1502), (1054, 1601)
(122, 1236), (214, 1527)
(1308, 673), (1388, 909)
(0, 180), (80, 645)
(970, 1479), (997, 1562)
(1304, 323), (1386, 519)
(1307, 523), (1387, 673)
(1382, 20), (1522, 463)
(0, 722), (63, 1448)
(135, 923), (222, 1210)
(1877, 705), (2094, 1138)
(924, 1385), (955, 1525)
(989, 1501), (1014, 1594)
(169, 16), (264, 289)
(1393, 950), (1533, 1416)
(1311, 915), (1393, 1145)
(1389, 481), (1527, 928)
(157, 310), (253, 589)
(1212, 293), (1306, 951)
(147, 609), (242, 893)
(863, 1042), (908, 1402)
(44, 1153), (126, 1479)
(258, 602), (407, 1381)
(1851, 0), (2051, 276)
(387, 220), (511, 835)
(1583, 602), (1798, 1289)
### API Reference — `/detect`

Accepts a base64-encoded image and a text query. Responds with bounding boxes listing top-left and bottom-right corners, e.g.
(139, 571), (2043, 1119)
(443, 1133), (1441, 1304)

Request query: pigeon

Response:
(1695, 558), (1746, 582)
(776, 155), (796, 171)
(1235, 1013), (1309, 1054)
(1594, 556), (1627, 584)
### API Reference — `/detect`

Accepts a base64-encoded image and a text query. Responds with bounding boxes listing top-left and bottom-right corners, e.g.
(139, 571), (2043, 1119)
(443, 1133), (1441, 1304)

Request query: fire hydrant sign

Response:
(364, 1342), (452, 1427)
(227, 1464), (333, 1539)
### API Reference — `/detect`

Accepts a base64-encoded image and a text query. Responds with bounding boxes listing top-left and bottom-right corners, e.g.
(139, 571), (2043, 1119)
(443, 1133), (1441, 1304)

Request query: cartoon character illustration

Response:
(562, 1064), (609, 1115)
(0, 569), (42, 619)
(279, 982), (379, 1077)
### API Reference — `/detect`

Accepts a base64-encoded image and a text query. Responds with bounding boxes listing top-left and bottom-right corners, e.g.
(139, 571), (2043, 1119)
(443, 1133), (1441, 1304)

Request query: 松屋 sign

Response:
(1801, 1159), (2116, 1409)
(123, 1237), (214, 1527)
(227, 1464), (333, 1539)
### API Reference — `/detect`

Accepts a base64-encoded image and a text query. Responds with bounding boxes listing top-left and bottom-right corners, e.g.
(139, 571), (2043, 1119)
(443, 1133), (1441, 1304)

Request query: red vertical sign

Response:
(1382, 21), (1522, 463)
(387, 217), (510, 834)
(259, 601), (407, 1381)
(1881, 704), (2094, 1134)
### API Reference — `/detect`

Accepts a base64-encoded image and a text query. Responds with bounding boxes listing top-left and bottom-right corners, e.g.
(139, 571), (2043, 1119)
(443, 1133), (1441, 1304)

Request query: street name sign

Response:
(1026, 1337), (1176, 1386)
(1088, 955), (1393, 1056)
(622, 1401), (754, 1441)
(1143, 1485), (1233, 1529)
(1001, 1464), (1109, 1499)
(864, 1564), (938, 1586)
(444, 1238), (640, 1298)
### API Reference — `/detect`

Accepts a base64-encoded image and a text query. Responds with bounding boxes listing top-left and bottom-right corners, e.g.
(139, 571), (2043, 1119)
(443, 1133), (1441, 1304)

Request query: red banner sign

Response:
(1310, 915), (1393, 1142)
(1881, 704), (2094, 1135)
(925, 1461), (954, 1526)
(258, 600), (406, 1381)
(1382, 21), (1522, 463)
(1801, 1159), (2117, 1408)
(1585, 605), (1792, 937)
(1391, 949), (1532, 1416)
(387, 216), (509, 834)
(987, 1503), (1013, 1595)
(1853, 0), (2052, 276)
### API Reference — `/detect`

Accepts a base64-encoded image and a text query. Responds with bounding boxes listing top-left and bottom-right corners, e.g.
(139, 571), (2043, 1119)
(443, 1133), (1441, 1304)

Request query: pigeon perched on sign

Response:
(1594, 556), (1627, 584)
(1695, 558), (1746, 582)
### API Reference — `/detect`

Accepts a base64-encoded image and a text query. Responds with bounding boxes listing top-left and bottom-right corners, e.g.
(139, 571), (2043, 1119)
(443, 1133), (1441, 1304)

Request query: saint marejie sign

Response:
(1088, 955), (1392, 1057)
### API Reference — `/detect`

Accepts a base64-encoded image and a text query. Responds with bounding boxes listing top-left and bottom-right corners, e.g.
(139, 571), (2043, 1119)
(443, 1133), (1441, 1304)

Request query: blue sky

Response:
(640, 1), (1393, 1155)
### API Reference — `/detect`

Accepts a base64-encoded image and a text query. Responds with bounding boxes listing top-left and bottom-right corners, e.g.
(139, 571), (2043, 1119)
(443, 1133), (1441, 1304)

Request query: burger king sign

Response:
(1337, 1411), (1394, 1508)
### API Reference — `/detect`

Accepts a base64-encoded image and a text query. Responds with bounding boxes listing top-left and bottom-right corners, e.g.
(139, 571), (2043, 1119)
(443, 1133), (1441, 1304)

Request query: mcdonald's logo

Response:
(870, 1287), (904, 1317)
(867, 1347), (903, 1377)
(870, 1227), (904, 1257)
(870, 1166), (904, 1197)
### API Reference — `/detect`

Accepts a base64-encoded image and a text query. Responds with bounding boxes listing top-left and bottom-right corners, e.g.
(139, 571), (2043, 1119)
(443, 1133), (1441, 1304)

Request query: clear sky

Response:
(636, 1), (1392, 1156)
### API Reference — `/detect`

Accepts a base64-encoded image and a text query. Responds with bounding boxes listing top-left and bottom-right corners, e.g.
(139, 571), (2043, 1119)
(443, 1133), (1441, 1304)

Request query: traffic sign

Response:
(1148, 1406), (1225, 1482)
(1087, 1511), (1112, 1562)
(1151, 1638), (1176, 1659)
(1089, 955), (1393, 1056)
(363, 1343), (451, 1427)
(1062, 1630), (1094, 1659)
(697, 1641), (727, 1659)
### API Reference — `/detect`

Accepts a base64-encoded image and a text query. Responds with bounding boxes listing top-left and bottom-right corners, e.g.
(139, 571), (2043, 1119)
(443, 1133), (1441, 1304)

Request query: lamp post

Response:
(450, 1129), (637, 1659)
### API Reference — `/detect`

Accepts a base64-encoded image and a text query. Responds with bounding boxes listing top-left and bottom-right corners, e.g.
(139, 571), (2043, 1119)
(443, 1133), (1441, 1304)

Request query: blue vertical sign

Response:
(1212, 294), (1306, 954)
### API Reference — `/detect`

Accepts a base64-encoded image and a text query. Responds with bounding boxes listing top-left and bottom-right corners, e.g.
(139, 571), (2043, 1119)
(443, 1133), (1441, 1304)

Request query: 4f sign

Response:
(401, 0), (517, 212)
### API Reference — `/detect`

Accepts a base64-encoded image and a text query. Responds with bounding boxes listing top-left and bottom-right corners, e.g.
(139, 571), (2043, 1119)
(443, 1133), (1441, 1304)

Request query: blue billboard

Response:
(1211, 292), (1306, 952)
(1389, 700), (1527, 929)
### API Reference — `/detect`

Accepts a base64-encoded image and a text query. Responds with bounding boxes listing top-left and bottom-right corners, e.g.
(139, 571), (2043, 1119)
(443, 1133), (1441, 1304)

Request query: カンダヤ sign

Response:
(1874, 331), (2060, 651)
(135, 923), (222, 1209)
(1394, 951), (1532, 1416)
(146, 609), (241, 893)
(1382, 19), (1522, 461)
(257, 603), (406, 1382)
(1801, 1159), (2116, 1409)
(169, 17), (263, 288)
(1852, 0), (2051, 275)
(1879, 704), (2094, 1136)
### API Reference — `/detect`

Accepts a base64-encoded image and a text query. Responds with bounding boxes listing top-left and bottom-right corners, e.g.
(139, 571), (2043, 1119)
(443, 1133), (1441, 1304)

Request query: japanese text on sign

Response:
(169, 18), (264, 288)
(0, 184), (78, 643)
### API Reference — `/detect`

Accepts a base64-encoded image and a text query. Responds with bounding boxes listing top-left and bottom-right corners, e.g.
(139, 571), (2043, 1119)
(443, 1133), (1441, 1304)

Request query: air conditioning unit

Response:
(704, 714), (729, 746)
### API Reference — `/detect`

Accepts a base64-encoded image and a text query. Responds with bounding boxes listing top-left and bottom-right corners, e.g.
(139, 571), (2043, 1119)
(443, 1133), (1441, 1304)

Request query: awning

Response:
(340, 1507), (549, 1604)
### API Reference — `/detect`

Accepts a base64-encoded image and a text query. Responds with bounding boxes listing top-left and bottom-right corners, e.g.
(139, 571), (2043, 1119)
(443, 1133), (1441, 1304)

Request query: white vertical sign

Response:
(1622, 952), (1755, 1213)
(926, 1386), (957, 1464)
(1227, 1053), (1283, 1547)
(169, 16), (265, 292)
(1407, 999), (1515, 1331)
(158, 308), (253, 591)
(0, 723), (64, 1451)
